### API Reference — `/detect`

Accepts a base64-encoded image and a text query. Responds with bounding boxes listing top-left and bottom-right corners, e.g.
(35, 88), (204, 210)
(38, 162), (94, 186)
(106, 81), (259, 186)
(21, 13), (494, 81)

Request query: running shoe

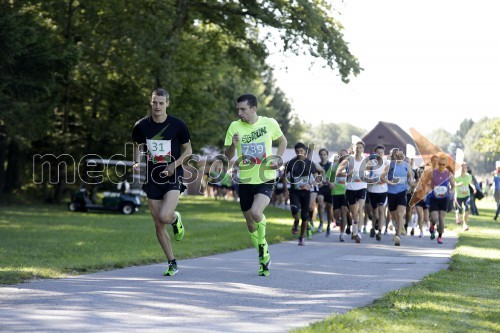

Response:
(298, 237), (305, 246)
(172, 211), (184, 241)
(370, 228), (376, 238)
(307, 227), (313, 240)
(345, 226), (351, 235)
(339, 233), (345, 242)
(291, 227), (298, 235)
(410, 228), (415, 236)
(437, 237), (443, 244)
(317, 222), (323, 233)
(394, 235), (401, 246)
(362, 226), (367, 234)
(355, 233), (362, 244)
(419, 230), (423, 238)
(325, 228), (331, 237)
(429, 224), (435, 240)
(259, 259), (271, 277)
(376, 232), (381, 241)
(463, 225), (469, 231)
(163, 262), (178, 276)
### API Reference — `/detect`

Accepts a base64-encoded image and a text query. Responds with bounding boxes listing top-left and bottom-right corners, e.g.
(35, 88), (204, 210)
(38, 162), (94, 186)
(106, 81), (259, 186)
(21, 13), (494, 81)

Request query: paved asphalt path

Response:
(1, 229), (457, 333)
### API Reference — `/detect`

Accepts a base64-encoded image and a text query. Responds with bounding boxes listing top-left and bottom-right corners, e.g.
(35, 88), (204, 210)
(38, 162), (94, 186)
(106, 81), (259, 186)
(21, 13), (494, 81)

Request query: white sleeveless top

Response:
(346, 158), (367, 190)
(368, 160), (388, 193)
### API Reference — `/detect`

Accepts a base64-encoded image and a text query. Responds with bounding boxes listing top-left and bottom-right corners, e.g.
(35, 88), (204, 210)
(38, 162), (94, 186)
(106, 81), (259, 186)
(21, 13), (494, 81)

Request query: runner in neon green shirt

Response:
(327, 149), (349, 242)
(224, 93), (287, 276)
(454, 162), (477, 231)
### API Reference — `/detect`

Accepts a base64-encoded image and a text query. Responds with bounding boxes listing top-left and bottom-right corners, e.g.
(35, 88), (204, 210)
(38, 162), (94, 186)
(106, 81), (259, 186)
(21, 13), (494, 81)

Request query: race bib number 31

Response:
(147, 139), (172, 163)
(241, 142), (266, 165)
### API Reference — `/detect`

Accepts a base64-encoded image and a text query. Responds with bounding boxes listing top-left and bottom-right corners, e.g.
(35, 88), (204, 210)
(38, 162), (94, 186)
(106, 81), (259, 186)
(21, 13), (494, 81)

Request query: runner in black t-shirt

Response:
(283, 142), (324, 246)
(132, 88), (192, 277)
(317, 148), (333, 234)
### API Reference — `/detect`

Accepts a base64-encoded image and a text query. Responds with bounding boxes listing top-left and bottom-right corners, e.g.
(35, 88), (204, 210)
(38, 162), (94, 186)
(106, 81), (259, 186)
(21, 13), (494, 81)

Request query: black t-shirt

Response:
(132, 115), (190, 182)
(319, 161), (332, 188)
(285, 157), (317, 191)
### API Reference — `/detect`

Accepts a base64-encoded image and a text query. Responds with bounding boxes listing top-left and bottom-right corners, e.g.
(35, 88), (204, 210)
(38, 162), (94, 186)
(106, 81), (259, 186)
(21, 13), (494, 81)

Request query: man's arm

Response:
(407, 165), (416, 187)
(176, 141), (193, 168)
(162, 141), (193, 176)
(312, 161), (325, 182)
(133, 143), (144, 171)
(449, 174), (455, 192)
(270, 134), (287, 169)
(224, 132), (239, 161)
(336, 159), (348, 177)
(282, 166), (289, 198)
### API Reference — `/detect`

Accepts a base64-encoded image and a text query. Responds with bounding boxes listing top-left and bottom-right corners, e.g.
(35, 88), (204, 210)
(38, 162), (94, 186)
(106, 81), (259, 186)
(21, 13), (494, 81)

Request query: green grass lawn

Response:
(0, 196), (294, 284)
(293, 197), (500, 333)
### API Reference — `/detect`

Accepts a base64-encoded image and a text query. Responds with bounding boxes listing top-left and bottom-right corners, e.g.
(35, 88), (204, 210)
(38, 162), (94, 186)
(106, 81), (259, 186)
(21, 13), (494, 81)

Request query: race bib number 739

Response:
(241, 142), (266, 165)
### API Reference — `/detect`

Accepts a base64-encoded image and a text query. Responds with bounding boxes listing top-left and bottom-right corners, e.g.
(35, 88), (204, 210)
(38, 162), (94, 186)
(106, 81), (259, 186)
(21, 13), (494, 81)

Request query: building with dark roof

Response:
(361, 121), (416, 154)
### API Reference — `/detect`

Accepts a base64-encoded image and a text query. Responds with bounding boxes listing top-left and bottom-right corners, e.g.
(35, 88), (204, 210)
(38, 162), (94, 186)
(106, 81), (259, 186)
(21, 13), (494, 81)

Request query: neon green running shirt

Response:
(455, 173), (472, 198)
(224, 116), (283, 184)
(328, 163), (347, 195)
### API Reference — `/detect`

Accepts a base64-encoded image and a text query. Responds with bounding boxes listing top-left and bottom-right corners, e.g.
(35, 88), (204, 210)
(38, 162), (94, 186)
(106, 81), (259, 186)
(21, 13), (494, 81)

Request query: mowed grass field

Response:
(0, 196), (294, 284)
(1, 196), (499, 332)
(294, 198), (500, 333)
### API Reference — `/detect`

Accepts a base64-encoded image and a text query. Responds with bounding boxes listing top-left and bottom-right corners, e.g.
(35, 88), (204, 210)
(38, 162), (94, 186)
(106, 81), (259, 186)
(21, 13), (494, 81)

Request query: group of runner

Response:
(278, 142), (476, 247)
(134, 90), (287, 277)
(132, 89), (476, 277)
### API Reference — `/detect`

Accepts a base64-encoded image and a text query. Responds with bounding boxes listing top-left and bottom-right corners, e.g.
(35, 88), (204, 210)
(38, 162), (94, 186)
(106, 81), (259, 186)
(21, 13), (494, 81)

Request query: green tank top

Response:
(328, 163), (346, 195)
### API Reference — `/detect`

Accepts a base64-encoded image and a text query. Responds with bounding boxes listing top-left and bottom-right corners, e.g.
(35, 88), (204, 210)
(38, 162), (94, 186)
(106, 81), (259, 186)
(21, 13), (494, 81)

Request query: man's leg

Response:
(355, 198), (366, 242)
(301, 191), (312, 240)
(437, 210), (447, 243)
(325, 202), (333, 236)
(148, 190), (182, 276)
(429, 210), (438, 240)
(349, 202), (358, 238)
(289, 191), (300, 234)
(148, 199), (174, 261)
(244, 193), (271, 275)
(376, 204), (385, 240)
(416, 206), (424, 237)
(317, 194), (325, 232)
(308, 192), (318, 230)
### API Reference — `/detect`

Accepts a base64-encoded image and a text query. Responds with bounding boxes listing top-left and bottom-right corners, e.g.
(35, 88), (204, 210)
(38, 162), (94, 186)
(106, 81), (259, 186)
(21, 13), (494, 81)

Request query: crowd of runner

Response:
(203, 140), (477, 248)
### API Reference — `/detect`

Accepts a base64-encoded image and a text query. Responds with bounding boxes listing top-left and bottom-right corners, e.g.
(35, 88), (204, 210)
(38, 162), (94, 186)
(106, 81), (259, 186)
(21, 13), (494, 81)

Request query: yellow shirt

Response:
(224, 116), (283, 184)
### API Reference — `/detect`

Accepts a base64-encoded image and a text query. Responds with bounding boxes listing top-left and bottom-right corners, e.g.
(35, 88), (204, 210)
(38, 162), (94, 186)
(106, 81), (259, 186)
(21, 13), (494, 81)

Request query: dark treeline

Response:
(0, 0), (360, 202)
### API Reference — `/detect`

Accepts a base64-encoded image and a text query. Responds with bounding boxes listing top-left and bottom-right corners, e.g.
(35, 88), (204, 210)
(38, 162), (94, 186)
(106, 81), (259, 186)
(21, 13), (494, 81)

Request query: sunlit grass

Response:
(294, 201), (500, 333)
(0, 196), (295, 284)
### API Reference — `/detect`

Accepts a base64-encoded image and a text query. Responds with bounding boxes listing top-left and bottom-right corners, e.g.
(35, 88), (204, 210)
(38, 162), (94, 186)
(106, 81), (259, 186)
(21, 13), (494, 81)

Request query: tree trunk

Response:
(0, 133), (6, 194)
(4, 138), (21, 194)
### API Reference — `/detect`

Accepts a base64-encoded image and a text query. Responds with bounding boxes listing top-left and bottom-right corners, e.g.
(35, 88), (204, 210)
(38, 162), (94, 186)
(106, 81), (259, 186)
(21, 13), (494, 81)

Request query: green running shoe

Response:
(259, 259), (271, 277)
(163, 262), (178, 276)
(307, 227), (313, 239)
(172, 211), (184, 241)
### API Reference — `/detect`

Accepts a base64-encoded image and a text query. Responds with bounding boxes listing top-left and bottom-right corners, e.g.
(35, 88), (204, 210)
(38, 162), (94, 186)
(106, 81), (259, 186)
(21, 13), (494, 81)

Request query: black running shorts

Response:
(238, 181), (275, 212)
